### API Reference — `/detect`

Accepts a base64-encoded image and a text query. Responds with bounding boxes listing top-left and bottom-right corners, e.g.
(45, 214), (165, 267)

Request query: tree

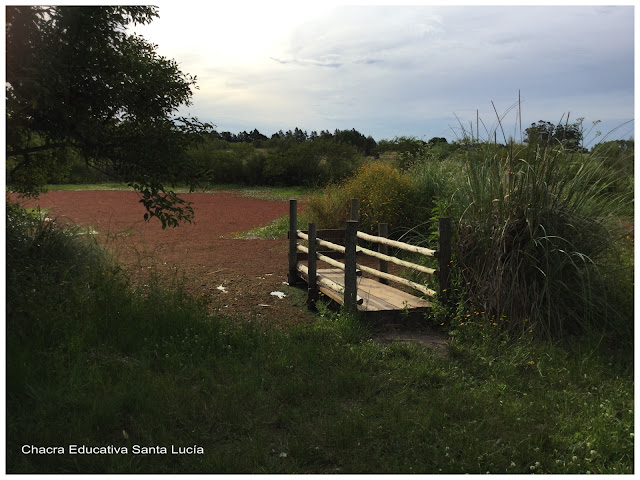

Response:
(427, 137), (448, 146)
(378, 136), (425, 155)
(294, 127), (308, 142)
(333, 128), (377, 156)
(248, 128), (268, 143)
(524, 119), (583, 150)
(220, 131), (236, 142)
(6, 6), (214, 227)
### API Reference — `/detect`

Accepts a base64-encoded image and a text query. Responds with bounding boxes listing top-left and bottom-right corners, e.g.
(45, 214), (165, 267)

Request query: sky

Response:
(132, 3), (635, 146)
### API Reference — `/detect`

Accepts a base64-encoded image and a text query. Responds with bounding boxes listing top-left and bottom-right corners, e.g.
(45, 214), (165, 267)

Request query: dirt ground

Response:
(8, 189), (448, 350)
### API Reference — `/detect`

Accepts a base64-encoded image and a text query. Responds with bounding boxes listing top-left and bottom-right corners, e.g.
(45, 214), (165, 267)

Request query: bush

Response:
(376, 136), (425, 156)
(306, 161), (421, 234)
(263, 139), (361, 187)
(242, 151), (267, 185)
(262, 151), (302, 186)
(7, 142), (116, 189)
(305, 183), (353, 229)
(343, 162), (418, 233)
(397, 140), (463, 171)
(6, 203), (114, 341)
(589, 140), (634, 213)
(185, 137), (246, 184)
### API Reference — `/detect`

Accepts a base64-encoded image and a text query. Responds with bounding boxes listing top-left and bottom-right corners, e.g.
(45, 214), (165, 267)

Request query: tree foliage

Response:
(333, 128), (377, 156)
(376, 136), (426, 155)
(524, 119), (584, 151)
(6, 6), (213, 227)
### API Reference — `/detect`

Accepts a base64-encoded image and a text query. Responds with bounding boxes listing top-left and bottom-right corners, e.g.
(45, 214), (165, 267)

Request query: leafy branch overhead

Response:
(6, 6), (214, 227)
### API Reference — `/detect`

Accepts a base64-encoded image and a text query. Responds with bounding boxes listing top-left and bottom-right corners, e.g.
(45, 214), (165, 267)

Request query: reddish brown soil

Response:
(8, 189), (452, 351)
(8, 190), (318, 327)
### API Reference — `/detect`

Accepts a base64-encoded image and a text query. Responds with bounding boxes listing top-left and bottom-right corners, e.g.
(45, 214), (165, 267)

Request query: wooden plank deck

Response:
(298, 267), (432, 313)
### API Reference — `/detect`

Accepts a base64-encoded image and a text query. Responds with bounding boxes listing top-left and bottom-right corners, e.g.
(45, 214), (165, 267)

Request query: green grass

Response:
(6, 204), (634, 474)
(36, 183), (313, 201)
(221, 185), (312, 201)
(44, 182), (135, 191)
(232, 215), (291, 239)
(232, 211), (311, 239)
(43, 182), (212, 194)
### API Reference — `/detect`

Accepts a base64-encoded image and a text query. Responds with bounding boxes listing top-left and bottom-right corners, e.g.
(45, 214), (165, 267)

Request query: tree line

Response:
(211, 127), (378, 156)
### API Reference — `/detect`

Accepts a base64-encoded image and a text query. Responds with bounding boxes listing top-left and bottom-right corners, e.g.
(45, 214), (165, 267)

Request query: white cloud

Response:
(138, 3), (634, 141)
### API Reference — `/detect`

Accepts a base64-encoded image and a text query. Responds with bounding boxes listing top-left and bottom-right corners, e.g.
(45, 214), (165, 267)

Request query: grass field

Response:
(5, 202), (634, 474)
(42, 182), (312, 200)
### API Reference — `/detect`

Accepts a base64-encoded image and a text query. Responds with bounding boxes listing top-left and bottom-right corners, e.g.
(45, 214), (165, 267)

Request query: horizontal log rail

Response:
(298, 231), (436, 277)
(297, 230), (343, 252)
(288, 198), (452, 312)
(355, 263), (436, 296)
(356, 231), (436, 257)
(297, 244), (362, 274)
(356, 244), (436, 276)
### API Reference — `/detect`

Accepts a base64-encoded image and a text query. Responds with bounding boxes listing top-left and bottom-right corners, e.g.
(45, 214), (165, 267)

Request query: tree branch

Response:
(7, 142), (68, 157)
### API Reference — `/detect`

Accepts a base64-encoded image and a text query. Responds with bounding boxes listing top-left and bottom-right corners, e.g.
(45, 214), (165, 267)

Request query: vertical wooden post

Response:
(438, 217), (452, 304)
(350, 198), (359, 221)
(378, 222), (389, 285)
(344, 220), (358, 313)
(288, 199), (298, 285)
(307, 222), (318, 308)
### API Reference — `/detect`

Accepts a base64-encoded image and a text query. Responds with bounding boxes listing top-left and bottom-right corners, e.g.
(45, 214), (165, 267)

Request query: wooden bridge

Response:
(287, 199), (451, 317)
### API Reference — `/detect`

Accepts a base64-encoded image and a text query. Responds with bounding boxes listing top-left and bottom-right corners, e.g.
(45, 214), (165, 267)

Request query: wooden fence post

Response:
(344, 220), (358, 313)
(307, 222), (318, 308)
(288, 199), (298, 285)
(437, 217), (452, 304)
(350, 198), (359, 221)
(378, 222), (389, 285)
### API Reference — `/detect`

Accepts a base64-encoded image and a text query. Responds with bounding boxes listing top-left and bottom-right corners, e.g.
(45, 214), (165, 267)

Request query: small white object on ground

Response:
(270, 291), (286, 299)
(217, 285), (228, 293)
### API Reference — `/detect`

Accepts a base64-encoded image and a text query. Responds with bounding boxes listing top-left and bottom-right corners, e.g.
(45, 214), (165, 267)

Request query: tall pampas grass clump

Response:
(452, 137), (632, 341)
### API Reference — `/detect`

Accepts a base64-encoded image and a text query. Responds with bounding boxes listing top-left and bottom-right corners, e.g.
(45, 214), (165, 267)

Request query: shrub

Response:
(376, 136), (425, 155)
(6, 203), (113, 341)
(185, 137), (246, 184)
(263, 140), (361, 187)
(343, 162), (418, 233)
(314, 139), (362, 183)
(306, 161), (421, 234)
(242, 151), (267, 185)
(398, 140), (463, 171)
(262, 151), (302, 186)
(305, 183), (353, 229)
(589, 140), (634, 213)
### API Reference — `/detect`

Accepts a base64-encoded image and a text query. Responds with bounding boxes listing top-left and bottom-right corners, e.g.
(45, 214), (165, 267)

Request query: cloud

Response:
(269, 57), (342, 68)
(140, 4), (633, 141)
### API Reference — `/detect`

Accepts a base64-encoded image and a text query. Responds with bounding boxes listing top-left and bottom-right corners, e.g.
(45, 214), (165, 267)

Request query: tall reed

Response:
(451, 141), (632, 340)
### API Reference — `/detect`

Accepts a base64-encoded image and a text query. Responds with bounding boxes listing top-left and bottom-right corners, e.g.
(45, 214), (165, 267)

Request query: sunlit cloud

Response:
(135, 3), (634, 142)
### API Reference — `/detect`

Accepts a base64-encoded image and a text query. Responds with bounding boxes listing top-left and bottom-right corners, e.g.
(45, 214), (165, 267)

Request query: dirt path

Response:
(8, 190), (318, 327)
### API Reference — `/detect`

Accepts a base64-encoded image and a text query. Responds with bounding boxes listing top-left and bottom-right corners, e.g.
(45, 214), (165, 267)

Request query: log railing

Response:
(288, 199), (452, 312)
